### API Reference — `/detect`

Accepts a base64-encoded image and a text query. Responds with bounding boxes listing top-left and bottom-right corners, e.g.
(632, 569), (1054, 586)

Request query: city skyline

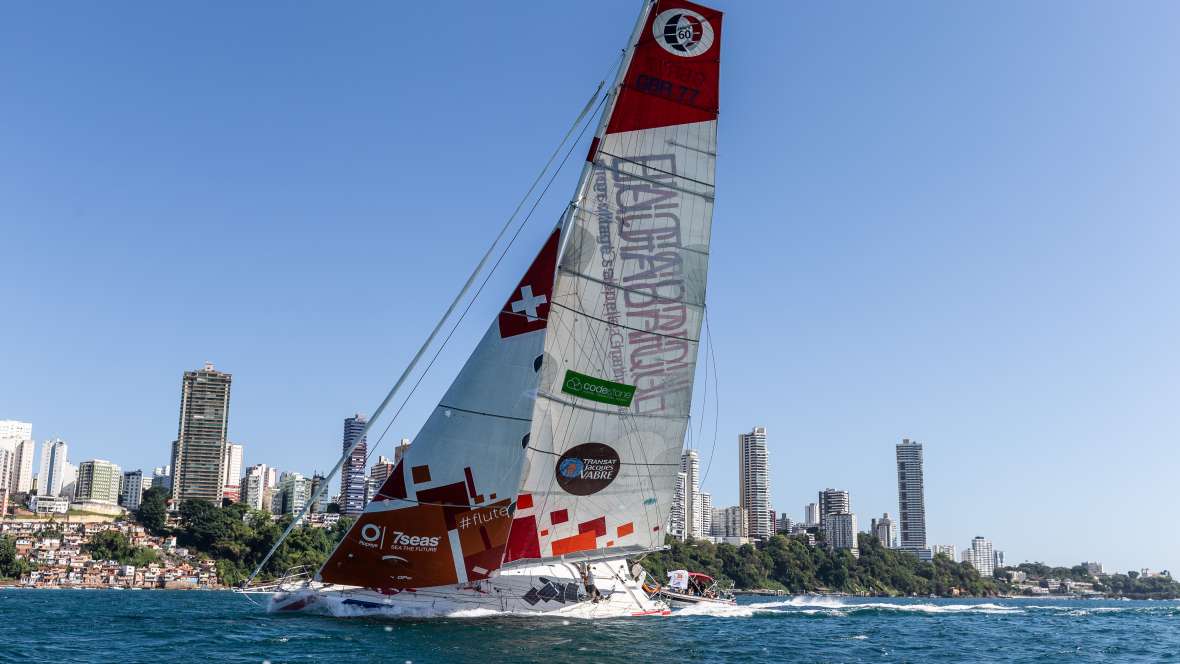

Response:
(0, 407), (1143, 572)
(5, 1), (1180, 573)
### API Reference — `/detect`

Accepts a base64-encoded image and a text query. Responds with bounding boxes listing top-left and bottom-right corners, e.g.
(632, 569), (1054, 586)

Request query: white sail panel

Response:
(320, 229), (560, 589)
(505, 0), (721, 563)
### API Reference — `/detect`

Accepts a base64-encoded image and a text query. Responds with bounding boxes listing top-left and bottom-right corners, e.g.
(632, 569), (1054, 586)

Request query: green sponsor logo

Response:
(561, 370), (636, 407)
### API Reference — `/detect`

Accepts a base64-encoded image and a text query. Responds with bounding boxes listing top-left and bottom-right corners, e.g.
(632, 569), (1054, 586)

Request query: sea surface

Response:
(1, 590), (1177, 663)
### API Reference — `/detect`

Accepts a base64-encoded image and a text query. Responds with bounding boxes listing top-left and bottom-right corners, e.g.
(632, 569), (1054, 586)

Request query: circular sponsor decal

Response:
(360, 523), (382, 543)
(652, 8), (715, 58)
(555, 443), (621, 496)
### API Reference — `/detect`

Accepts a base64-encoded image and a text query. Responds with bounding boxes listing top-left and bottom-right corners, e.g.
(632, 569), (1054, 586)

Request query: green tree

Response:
(0, 535), (31, 580)
(138, 486), (169, 535)
(85, 530), (133, 562)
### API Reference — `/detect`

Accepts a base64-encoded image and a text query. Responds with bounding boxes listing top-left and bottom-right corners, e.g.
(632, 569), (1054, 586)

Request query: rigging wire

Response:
(242, 79), (606, 587)
(360, 91), (610, 480)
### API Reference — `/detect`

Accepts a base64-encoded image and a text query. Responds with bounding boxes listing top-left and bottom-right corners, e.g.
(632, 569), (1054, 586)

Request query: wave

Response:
(673, 596), (1025, 619)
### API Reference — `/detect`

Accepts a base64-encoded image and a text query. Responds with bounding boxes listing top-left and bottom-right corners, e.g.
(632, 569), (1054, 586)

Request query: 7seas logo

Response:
(652, 8), (715, 57)
(555, 443), (621, 496)
(359, 524), (440, 551)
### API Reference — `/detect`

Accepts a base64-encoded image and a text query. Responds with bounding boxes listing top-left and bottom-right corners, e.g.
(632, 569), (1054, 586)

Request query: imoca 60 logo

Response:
(652, 8), (715, 57)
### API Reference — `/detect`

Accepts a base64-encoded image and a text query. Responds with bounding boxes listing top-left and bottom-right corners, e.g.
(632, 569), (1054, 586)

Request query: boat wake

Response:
(673, 596), (1025, 619)
(673, 596), (1180, 620)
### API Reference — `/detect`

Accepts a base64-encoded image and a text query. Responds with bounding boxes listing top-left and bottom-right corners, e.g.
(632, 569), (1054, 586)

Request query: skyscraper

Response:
(932, 544), (957, 560)
(804, 502), (820, 527)
(698, 491), (712, 538)
(37, 438), (69, 496)
(871, 513), (896, 548)
(670, 471), (687, 539)
(340, 414), (368, 516)
(309, 473), (330, 513)
(738, 426), (771, 540)
(716, 506), (748, 539)
(963, 536), (995, 577)
(0, 448), (13, 495)
(896, 438), (927, 554)
(0, 422), (35, 494)
(274, 472), (310, 516)
(171, 363), (232, 504)
(393, 438), (412, 465)
(121, 470), (146, 511)
(75, 460), (122, 504)
(817, 488), (850, 528)
(222, 442), (244, 502)
(242, 463), (274, 511)
(368, 455), (395, 503)
(823, 512), (859, 557)
(680, 449), (702, 539)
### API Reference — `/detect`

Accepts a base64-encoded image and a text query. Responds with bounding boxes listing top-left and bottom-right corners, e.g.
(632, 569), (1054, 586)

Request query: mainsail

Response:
(505, 0), (721, 563)
(318, 0), (720, 591)
(320, 230), (560, 589)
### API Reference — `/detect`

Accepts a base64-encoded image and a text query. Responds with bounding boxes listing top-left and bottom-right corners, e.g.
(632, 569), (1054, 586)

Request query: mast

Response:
(556, 0), (654, 258)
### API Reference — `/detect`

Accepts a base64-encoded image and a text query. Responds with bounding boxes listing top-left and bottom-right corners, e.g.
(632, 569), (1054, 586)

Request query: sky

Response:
(3, 1), (1179, 574)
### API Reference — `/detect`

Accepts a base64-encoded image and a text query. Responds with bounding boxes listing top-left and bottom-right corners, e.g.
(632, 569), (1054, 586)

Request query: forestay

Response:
(505, 0), (721, 564)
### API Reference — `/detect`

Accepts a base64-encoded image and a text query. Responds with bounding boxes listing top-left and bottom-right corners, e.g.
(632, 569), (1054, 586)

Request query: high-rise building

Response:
(37, 438), (69, 496)
(738, 426), (771, 540)
(393, 438), (412, 465)
(670, 471), (687, 539)
(340, 414), (368, 516)
(0, 423), (36, 494)
(368, 455), (395, 503)
(776, 513), (793, 534)
(171, 363), (232, 504)
(680, 449), (702, 539)
(273, 472), (310, 516)
(0, 448), (13, 495)
(309, 473), (330, 514)
(896, 438), (927, 554)
(823, 512), (859, 557)
(963, 536), (995, 577)
(804, 502), (820, 527)
(871, 513), (896, 548)
(222, 442), (244, 502)
(242, 464), (274, 511)
(75, 460), (122, 504)
(932, 544), (956, 560)
(121, 470), (146, 510)
(151, 465), (172, 491)
(715, 506), (748, 539)
(59, 461), (77, 499)
(817, 488), (850, 528)
(0, 420), (32, 444)
(698, 491), (712, 538)
(993, 550), (1005, 569)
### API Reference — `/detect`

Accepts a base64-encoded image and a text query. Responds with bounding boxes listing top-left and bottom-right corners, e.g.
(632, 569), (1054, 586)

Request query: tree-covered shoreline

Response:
(138, 487), (353, 587)
(641, 534), (997, 597)
(640, 535), (1180, 599)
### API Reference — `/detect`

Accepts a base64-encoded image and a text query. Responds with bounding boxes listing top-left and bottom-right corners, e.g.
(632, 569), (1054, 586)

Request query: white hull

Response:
(267, 558), (670, 619)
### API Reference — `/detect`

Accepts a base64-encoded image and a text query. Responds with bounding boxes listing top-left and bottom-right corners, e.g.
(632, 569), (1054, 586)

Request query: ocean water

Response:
(1, 590), (1177, 663)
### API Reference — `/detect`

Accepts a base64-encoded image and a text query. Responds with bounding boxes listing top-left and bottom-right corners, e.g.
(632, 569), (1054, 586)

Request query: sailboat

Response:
(266, 0), (721, 619)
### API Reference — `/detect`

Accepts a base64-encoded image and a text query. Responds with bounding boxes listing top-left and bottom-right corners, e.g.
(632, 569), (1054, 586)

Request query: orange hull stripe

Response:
(550, 530), (598, 556)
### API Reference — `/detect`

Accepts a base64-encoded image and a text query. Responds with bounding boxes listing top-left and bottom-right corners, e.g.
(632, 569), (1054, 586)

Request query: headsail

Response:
(319, 229), (560, 590)
(505, 0), (721, 563)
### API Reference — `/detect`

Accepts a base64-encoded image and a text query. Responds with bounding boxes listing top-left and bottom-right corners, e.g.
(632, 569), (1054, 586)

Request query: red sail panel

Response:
(606, 0), (722, 135)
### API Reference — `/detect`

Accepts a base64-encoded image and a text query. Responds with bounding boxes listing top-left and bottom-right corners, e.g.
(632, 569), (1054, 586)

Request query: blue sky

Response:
(3, 1), (1179, 573)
